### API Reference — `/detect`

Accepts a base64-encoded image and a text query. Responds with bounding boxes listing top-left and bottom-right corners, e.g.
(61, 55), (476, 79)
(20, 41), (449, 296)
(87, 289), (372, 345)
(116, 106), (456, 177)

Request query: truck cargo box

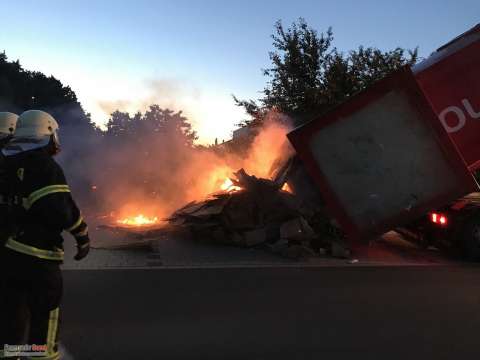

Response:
(413, 24), (480, 170)
(287, 66), (478, 242)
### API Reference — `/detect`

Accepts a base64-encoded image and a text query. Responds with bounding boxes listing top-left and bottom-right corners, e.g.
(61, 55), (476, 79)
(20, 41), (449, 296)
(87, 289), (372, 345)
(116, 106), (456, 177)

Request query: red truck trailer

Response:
(402, 24), (480, 259)
(288, 24), (480, 260)
(413, 24), (480, 171)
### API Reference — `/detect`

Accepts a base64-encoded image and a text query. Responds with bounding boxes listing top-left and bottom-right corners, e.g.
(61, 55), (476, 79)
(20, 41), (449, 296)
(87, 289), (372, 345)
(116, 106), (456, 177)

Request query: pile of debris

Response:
(166, 167), (349, 259)
(99, 157), (350, 259)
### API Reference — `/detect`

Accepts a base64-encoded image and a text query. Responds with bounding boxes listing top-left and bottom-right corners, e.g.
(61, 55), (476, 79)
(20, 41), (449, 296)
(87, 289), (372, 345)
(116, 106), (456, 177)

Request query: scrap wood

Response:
(163, 167), (341, 258)
(99, 167), (349, 259)
(271, 156), (295, 187)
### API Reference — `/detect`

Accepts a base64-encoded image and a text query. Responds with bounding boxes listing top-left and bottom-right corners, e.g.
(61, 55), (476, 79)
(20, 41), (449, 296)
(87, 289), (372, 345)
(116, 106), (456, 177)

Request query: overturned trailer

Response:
(287, 24), (480, 259)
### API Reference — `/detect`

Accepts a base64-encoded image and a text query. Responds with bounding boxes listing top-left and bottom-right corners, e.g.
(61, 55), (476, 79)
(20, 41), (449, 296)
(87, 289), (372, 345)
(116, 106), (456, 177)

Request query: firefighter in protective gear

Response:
(0, 112), (18, 147)
(0, 112), (19, 359)
(0, 111), (18, 231)
(0, 112), (18, 213)
(0, 110), (90, 360)
(0, 112), (18, 238)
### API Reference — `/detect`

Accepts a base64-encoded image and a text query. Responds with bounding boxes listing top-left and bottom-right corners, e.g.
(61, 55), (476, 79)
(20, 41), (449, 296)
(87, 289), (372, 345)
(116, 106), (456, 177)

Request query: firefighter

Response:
(0, 112), (18, 358)
(0, 112), (18, 211)
(0, 112), (18, 235)
(0, 110), (90, 360)
(0, 112), (18, 147)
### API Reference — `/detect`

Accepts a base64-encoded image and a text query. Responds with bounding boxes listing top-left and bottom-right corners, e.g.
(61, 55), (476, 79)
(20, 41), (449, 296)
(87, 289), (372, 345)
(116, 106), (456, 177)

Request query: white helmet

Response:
(15, 110), (59, 139)
(0, 112), (18, 136)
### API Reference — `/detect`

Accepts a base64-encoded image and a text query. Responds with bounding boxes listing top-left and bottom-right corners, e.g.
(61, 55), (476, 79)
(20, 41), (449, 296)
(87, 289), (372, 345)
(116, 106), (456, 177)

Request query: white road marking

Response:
(62, 261), (453, 270)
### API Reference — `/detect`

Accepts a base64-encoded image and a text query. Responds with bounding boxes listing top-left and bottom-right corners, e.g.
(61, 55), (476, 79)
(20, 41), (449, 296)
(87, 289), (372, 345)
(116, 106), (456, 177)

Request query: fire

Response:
(242, 117), (294, 178)
(282, 183), (293, 194)
(220, 178), (242, 192)
(117, 214), (158, 226)
(104, 116), (294, 225)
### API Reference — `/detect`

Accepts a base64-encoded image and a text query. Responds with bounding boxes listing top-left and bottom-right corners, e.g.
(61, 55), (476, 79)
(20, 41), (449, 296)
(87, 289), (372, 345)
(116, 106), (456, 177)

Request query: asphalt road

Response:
(61, 266), (480, 360)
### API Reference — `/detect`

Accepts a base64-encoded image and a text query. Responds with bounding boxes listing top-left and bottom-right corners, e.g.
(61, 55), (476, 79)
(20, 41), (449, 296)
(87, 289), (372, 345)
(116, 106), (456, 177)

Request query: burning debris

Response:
(166, 166), (349, 259)
(117, 214), (159, 226)
(99, 157), (349, 259)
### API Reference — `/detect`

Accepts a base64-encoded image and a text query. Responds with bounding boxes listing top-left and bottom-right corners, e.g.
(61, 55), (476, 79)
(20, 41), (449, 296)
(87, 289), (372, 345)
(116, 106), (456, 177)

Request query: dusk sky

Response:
(1, 0), (478, 143)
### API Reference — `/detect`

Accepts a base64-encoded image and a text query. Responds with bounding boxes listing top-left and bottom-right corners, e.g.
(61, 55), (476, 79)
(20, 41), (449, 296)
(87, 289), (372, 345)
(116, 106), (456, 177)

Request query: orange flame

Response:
(117, 214), (158, 226)
(220, 178), (242, 192)
(282, 183), (293, 194)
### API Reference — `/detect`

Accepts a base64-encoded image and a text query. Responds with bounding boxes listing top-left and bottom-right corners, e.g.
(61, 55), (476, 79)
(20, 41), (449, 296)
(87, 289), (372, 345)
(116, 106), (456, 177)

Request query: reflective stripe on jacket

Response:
(5, 237), (64, 261)
(3, 148), (87, 261)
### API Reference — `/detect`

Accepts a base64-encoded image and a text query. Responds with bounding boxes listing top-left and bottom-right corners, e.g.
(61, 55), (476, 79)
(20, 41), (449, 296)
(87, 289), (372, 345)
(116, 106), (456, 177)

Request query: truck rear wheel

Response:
(461, 214), (480, 261)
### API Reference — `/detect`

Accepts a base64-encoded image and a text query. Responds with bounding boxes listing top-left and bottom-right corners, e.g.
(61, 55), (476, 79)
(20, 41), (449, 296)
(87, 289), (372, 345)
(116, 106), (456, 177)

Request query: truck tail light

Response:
(430, 212), (448, 226)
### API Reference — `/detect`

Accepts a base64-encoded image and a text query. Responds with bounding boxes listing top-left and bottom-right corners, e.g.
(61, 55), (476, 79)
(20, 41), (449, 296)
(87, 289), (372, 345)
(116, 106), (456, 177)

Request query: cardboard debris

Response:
(164, 168), (347, 259)
(100, 165), (347, 259)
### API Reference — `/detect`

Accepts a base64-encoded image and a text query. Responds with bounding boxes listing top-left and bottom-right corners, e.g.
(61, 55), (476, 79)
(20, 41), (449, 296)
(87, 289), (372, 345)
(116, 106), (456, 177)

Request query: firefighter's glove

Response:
(74, 234), (90, 261)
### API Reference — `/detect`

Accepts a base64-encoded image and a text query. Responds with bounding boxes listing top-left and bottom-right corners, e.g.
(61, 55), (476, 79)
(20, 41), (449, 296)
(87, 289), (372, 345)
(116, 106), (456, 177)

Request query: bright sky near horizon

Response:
(1, 0), (478, 144)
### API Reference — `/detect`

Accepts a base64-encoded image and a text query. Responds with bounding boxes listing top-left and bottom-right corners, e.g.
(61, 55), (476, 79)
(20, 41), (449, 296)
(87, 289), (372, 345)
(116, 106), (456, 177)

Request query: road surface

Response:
(61, 265), (480, 360)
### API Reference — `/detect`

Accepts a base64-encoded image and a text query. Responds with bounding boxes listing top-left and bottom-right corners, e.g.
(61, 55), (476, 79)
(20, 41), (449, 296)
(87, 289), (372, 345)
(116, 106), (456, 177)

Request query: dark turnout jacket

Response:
(0, 149), (9, 244)
(0, 137), (9, 194)
(2, 148), (88, 261)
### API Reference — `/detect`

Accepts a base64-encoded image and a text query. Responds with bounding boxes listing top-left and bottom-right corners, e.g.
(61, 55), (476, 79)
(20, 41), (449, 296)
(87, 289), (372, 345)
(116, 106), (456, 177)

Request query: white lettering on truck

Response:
(439, 98), (479, 133)
(462, 99), (480, 119)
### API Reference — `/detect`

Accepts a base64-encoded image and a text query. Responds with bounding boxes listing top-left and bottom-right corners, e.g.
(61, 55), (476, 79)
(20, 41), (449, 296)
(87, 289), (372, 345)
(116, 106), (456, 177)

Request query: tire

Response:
(461, 214), (480, 261)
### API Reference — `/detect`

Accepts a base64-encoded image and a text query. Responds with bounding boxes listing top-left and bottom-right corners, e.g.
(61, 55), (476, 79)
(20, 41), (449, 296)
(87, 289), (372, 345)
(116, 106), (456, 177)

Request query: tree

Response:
(235, 19), (418, 126)
(101, 105), (197, 183)
(105, 110), (136, 137)
(104, 105), (197, 147)
(0, 51), (94, 131)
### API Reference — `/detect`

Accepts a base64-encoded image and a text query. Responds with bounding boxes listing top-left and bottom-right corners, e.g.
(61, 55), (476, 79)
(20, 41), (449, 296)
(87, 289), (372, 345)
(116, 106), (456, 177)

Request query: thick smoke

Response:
(97, 78), (201, 128)
(59, 109), (294, 224)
